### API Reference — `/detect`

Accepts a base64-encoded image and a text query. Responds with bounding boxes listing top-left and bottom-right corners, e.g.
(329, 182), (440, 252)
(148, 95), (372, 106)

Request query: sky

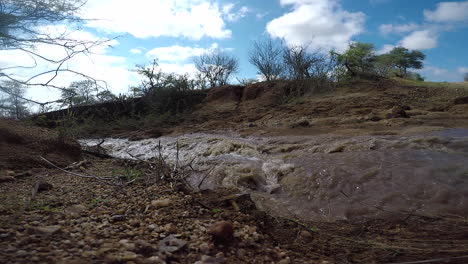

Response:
(2, 0), (468, 103)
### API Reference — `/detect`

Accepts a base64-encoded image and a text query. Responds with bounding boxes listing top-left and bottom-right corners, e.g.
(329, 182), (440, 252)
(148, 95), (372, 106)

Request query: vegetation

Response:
(248, 39), (284, 81)
(0, 80), (29, 119)
(464, 73), (468, 82)
(0, 0), (110, 102)
(193, 50), (239, 88)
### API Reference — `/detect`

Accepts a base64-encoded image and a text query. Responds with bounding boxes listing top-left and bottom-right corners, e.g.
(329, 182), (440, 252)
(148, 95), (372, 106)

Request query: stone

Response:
(144, 256), (165, 264)
(163, 223), (177, 234)
(195, 255), (226, 264)
(31, 225), (62, 236)
(209, 221), (234, 244)
(110, 215), (126, 222)
(135, 240), (156, 255)
(151, 198), (172, 208)
(65, 204), (87, 217)
(158, 235), (187, 253)
(299, 230), (313, 242)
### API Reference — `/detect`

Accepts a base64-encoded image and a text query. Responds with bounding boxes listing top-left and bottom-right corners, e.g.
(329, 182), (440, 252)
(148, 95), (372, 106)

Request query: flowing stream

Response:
(80, 129), (468, 221)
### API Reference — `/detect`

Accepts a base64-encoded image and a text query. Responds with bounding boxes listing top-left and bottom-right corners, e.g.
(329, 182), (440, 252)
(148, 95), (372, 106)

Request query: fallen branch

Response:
(40, 156), (124, 186)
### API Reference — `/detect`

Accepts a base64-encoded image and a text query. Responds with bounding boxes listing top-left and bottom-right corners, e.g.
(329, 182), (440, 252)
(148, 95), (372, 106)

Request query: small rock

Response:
(163, 223), (177, 234)
(209, 221), (234, 244)
(199, 242), (211, 254)
(148, 224), (160, 231)
(0, 176), (15, 183)
(5, 170), (15, 176)
(158, 235), (187, 253)
(135, 240), (156, 255)
(110, 215), (126, 222)
(195, 255), (226, 264)
(151, 198), (172, 208)
(65, 204), (87, 217)
(144, 256), (165, 264)
(299, 230), (313, 242)
(30, 225), (61, 236)
(121, 252), (138, 261)
(37, 182), (53, 192)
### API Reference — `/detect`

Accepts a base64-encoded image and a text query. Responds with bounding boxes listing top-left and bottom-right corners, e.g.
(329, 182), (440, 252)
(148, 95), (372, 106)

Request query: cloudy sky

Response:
(3, 0), (468, 102)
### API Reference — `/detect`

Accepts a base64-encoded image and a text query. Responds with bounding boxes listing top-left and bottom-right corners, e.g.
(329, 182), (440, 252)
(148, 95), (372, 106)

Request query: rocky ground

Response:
(2, 156), (468, 264)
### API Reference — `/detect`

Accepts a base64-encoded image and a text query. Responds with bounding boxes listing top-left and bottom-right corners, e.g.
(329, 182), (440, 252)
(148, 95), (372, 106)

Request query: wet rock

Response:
(209, 221), (234, 244)
(158, 235), (187, 253)
(0, 176), (15, 183)
(151, 198), (172, 208)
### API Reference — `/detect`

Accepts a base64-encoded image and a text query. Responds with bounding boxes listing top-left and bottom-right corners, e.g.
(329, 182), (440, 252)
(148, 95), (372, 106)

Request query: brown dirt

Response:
(171, 79), (468, 137)
(0, 118), (81, 170)
(1, 157), (468, 264)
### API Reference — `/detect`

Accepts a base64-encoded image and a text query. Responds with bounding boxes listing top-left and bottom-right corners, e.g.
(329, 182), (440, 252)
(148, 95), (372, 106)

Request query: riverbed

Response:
(80, 129), (468, 221)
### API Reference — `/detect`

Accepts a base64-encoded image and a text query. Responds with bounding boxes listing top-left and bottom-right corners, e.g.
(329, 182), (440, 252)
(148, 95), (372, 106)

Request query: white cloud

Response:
(146, 43), (218, 62)
(222, 4), (251, 22)
(416, 66), (459, 82)
(376, 44), (395, 55)
(379, 23), (419, 35)
(82, 0), (231, 40)
(130, 48), (143, 54)
(459, 67), (468, 73)
(424, 1), (468, 23)
(266, 0), (365, 52)
(399, 30), (438, 50)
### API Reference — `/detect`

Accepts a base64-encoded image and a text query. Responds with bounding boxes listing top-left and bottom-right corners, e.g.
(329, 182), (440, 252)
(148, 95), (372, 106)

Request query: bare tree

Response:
(0, 0), (113, 108)
(282, 44), (323, 80)
(193, 50), (239, 88)
(0, 80), (29, 119)
(248, 39), (284, 81)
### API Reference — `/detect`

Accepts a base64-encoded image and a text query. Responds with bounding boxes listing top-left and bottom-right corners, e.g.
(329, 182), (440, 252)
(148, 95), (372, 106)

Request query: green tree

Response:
(335, 42), (376, 77)
(464, 73), (468, 82)
(388, 47), (425, 77)
(60, 80), (100, 108)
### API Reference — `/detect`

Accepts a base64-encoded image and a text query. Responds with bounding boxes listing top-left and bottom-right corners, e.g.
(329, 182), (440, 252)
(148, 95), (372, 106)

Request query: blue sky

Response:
(2, 0), (468, 101)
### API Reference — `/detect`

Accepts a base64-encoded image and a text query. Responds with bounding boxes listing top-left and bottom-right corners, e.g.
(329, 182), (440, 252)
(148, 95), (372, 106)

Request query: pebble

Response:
(209, 221), (234, 244)
(151, 198), (172, 208)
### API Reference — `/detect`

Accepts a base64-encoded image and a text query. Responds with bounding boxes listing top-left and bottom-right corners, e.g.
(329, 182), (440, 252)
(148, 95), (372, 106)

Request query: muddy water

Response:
(80, 129), (468, 221)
